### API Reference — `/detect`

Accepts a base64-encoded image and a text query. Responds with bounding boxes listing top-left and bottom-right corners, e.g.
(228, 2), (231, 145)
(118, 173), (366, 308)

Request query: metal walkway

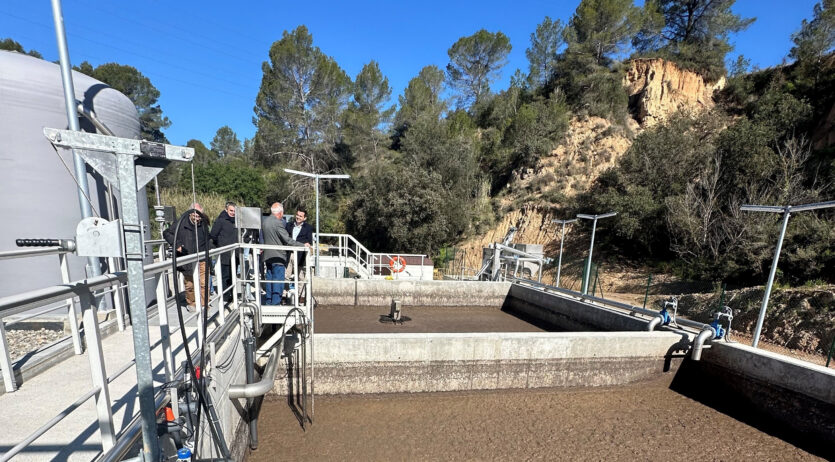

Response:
(0, 304), (201, 461)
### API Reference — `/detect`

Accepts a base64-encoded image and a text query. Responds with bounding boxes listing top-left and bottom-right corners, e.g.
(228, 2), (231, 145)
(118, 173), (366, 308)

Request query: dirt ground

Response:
(314, 306), (551, 334)
(249, 376), (825, 461)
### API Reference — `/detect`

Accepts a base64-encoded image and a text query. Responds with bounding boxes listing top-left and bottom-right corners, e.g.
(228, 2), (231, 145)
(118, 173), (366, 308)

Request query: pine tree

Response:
(446, 30), (512, 108)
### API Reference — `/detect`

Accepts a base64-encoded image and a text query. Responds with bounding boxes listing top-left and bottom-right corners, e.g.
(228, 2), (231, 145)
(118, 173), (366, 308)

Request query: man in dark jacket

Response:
(285, 207), (313, 292)
(210, 201), (237, 302)
(163, 203), (210, 309)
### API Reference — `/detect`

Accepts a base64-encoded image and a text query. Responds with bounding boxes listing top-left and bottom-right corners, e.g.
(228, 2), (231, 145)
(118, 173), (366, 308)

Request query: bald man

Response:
(261, 202), (309, 305)
(163, 202), (210, 310)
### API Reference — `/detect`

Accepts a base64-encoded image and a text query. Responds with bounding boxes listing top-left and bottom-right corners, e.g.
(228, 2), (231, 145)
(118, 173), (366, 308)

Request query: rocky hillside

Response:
(456, 58), (723, 272)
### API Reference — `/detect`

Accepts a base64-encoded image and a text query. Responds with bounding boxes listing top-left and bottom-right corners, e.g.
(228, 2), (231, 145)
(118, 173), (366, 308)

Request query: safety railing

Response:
(0, 243), (241, 460)
(317, 233), (432, 280)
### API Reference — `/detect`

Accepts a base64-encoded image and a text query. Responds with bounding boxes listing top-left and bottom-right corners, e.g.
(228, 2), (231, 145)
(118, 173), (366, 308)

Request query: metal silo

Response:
(0, 50), (154, 298)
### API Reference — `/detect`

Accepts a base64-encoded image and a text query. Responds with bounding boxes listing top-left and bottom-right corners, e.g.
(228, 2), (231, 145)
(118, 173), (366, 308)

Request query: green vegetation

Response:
(6, 0), (834, 283)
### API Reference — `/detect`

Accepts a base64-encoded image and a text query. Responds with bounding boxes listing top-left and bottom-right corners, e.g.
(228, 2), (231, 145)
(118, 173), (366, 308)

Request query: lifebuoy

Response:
(388, 256), (407, 273)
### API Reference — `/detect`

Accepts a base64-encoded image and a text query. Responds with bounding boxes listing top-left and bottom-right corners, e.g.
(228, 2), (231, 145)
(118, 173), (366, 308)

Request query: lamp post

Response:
(576, 212), (616, 295)
(740, 200), (835, 348)
(552, 218), (577, 288)
(284, 169), (350, 276)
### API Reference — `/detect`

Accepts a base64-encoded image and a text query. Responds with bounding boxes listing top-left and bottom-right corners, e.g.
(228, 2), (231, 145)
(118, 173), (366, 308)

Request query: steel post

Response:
(59, 253), (83, 354)
(214, 256), (225, 324)
(315, 177), (320, 276)
(116, 152), (160, 460)
(557, 222), (567, 287)
(79, 290), (116, 450)
(155, 273), (174, 382)
(582, 218), (598, 295)
(0, 321), (15, 392)
(50, 0), (102, 282)
(752, 210), (791, 348)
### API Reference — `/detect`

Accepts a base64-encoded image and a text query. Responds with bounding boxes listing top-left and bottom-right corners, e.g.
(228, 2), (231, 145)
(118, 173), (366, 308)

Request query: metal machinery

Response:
(475, 226), (547, 282)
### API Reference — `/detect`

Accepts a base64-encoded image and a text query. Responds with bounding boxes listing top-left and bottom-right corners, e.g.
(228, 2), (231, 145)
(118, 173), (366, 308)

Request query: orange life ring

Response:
(388, 256), (407, 273)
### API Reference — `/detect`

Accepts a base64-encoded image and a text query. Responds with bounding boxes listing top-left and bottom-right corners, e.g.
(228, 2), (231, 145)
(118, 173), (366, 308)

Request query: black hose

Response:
(170, 209), (230, 459)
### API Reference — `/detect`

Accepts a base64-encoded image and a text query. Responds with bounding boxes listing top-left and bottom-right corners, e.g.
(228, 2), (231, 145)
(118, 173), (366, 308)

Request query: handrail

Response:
(0, 247), (70, 261)
(510, 277), (710, 332)
(1, 243), (246, 460)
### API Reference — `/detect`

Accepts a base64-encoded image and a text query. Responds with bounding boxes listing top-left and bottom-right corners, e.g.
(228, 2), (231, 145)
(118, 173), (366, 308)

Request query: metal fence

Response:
(0, 241), (311, 460)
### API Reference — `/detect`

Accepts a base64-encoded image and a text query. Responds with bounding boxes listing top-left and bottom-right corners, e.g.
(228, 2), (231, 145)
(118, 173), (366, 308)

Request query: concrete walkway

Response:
(0, 304), (206, 461)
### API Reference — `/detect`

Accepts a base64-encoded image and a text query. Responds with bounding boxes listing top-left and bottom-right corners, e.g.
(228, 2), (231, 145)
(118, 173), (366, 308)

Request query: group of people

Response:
(162, 201), (313, 310)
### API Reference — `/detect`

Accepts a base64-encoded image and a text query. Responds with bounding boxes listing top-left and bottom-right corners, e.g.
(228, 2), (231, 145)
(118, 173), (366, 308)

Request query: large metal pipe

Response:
(50, 0), (101, 281)
(691, 327), (715, 361)
(646, 315), (664, 332)
(229, 346), (281, 399)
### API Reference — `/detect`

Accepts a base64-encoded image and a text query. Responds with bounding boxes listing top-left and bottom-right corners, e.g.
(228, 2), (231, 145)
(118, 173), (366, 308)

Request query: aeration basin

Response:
(250, 279), (834, 460)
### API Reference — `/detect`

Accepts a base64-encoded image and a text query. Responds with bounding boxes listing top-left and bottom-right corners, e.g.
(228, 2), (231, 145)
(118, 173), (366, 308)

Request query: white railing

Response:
(0, 241), (312, 461)
(317, 233), (433, 280)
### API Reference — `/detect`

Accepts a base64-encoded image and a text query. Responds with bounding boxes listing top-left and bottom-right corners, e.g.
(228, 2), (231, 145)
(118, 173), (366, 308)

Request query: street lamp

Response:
(552, 218), (577, 288)
(576, 212), (617, 295)
(740, 200), (835, 348)
(284, 169), (350, 275)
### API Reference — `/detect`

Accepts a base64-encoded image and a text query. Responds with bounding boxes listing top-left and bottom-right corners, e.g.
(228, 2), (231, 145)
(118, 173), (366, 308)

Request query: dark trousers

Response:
(221, 263), (233, 301)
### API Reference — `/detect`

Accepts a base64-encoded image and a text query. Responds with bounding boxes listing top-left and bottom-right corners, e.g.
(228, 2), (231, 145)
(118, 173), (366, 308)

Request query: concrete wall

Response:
(275, 332), (687, 395)
(313, 277), (511, 307)
(506, 284), (651, 331)
(689, 341), (835, 448)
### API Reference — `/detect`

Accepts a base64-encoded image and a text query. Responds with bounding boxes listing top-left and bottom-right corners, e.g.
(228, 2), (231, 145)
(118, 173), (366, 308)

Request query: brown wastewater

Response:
(248, 306), (829, 461)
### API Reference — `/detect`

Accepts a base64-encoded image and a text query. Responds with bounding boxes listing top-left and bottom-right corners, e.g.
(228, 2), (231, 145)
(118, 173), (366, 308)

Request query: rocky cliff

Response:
(624, 58), (725, 127)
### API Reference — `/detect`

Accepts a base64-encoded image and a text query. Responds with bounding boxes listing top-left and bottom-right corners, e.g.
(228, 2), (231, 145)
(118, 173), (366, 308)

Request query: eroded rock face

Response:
(624, 58), (725, 127)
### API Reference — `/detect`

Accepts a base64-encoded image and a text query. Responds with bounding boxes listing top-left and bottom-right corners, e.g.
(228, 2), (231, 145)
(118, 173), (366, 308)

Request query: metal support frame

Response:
(59, 253), (83, 354)
(577, 212), (616, 295)
(552, 218), (577, 288)
(0, 320), (14, 392)
(284, 169), (350, 276)
(44, 128), (194, 462)
(741, 200), (835, 348)
(78, 290), (116, 450)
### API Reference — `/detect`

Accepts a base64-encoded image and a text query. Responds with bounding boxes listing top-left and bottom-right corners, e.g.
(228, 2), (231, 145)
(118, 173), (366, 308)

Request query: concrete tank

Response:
(0, 50), (154, 299)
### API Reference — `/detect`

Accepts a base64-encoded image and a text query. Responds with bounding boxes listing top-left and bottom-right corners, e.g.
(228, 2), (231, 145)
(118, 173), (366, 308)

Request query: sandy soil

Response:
(314, 306), (551, 334)
(249, 376), (825, 461)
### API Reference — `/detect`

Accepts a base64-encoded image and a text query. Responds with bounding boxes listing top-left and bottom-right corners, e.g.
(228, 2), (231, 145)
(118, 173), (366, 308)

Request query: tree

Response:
(188, 139), (218, 166)
(634, 0), (754, 80)
(210, 126), (243, 158)
(790, 0), (835, 84)
(253, 25), (351, 171)
(395, 66), (446, 128)
(343, 61), (395, 164)
(526, 17), (566, 88)
(566, 0), (643, 66)
(0, 38), (43, 58)
(446, 30), (512, 108)
(75, 62), (171, 142)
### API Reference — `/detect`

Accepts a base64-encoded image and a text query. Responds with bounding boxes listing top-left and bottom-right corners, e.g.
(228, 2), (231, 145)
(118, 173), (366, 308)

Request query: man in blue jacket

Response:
(261, 203), (309, 305)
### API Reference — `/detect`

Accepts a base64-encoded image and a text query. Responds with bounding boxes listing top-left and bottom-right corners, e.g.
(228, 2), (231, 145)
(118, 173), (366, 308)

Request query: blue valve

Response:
(177, 447), (192, 461)
(710, 319), (726, 339)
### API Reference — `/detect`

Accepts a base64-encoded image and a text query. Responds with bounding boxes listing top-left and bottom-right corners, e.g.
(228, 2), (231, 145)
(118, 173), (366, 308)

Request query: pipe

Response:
(646, 315), (664, 332)
(691, 327), (716, 361)
(243, 337), (258, 449)
(51, 0), (102, 284)
(228, 346), (280, 399)
(76, 104), (115, 136)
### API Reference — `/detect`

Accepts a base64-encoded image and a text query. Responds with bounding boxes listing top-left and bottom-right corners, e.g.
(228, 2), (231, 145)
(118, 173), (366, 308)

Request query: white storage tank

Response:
(0, 50), (154, 298)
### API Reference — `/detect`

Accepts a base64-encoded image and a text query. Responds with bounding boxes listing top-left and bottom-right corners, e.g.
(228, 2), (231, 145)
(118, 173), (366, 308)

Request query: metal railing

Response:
(317, 233), (432, 280)
(0, 241), (312, 460)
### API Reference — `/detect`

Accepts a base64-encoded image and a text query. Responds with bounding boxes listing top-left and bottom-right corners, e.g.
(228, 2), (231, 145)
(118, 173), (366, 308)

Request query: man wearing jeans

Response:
(261, 202), (309, 305)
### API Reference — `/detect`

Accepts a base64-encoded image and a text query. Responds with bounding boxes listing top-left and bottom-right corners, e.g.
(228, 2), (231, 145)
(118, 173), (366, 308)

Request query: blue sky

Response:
(0, 0), (820, 147)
